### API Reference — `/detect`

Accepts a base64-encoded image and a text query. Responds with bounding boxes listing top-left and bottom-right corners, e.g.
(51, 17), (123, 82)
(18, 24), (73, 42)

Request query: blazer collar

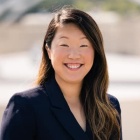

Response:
(44, 77), (90, 140)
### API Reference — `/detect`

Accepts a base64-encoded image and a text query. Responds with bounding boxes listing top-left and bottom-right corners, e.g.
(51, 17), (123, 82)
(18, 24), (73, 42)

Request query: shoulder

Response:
(107, 94), (121, 114)
(0, 87), (46, 139)
(7, 85), (48, 109)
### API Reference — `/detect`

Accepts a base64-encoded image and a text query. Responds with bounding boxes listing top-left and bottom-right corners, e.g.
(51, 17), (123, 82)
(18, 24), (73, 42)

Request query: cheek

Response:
(49, 48), (66, 63)
(84, 49), (94, 64)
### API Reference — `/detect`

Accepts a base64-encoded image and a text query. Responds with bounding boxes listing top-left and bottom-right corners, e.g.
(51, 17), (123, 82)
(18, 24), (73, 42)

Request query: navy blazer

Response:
(0, 77), (122, 140)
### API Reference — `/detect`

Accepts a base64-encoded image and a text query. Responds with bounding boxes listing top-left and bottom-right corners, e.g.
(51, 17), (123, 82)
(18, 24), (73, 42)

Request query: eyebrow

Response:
(59, 36), (69, 39)
(59, 36), (87, 40)
(80, 36), (87, 39)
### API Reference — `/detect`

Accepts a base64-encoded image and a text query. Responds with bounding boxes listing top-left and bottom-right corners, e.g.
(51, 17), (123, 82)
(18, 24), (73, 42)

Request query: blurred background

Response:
(0, 0), (140, 139)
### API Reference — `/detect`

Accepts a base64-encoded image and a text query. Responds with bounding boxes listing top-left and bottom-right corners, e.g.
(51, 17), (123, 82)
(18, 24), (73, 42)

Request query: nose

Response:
(68, 48), (81, 59)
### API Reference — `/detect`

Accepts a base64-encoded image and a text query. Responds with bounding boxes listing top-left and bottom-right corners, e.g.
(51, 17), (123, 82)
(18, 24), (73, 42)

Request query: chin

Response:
(65, 77), (83, 84)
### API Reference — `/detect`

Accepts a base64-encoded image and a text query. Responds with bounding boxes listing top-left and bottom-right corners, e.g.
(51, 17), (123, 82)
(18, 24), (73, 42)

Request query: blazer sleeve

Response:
(0, 94), (36, 140)
(108, 94), (123, 140)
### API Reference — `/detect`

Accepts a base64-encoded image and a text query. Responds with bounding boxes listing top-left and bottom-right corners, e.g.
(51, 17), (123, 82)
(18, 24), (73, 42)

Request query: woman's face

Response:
(47, 23), (94, 85)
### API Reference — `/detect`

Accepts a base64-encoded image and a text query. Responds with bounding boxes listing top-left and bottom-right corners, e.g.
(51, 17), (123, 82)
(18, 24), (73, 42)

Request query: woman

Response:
(0, 6), (122, 140)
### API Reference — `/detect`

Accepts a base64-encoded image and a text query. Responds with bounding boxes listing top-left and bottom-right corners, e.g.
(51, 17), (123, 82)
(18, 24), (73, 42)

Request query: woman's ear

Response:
(45, 45), (51, 59)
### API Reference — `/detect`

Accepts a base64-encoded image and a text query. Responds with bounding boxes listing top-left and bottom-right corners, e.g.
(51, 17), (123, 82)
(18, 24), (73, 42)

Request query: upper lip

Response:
(64, 63), (83, 65)
(64, 62), (83, 64)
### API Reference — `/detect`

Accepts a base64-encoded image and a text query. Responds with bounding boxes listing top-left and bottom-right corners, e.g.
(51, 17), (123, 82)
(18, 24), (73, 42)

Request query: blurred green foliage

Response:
(40, 0), (140, 15)
(40, 0), (74, 12)
(101, 0), (140, 15)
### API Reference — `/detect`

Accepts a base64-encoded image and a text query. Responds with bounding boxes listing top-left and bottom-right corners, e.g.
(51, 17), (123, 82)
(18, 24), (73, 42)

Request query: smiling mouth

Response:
(64, 63), (83, 69)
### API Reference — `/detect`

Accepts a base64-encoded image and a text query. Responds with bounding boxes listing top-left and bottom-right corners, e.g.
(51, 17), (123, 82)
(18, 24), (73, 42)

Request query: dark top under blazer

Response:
(0, 77), (122, 140)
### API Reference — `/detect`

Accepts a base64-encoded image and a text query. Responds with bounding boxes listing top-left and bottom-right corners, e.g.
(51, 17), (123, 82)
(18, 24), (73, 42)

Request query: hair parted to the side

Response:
(36, 6), (120, 140)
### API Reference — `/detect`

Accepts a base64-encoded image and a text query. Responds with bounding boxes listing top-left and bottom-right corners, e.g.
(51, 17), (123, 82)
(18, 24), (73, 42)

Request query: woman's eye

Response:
(80, 45), (88, 47)
(60, 44), (69, 47)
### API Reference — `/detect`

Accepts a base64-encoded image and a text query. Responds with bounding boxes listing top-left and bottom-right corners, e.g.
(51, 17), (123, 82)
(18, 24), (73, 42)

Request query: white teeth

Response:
(66, 64), (81, 69)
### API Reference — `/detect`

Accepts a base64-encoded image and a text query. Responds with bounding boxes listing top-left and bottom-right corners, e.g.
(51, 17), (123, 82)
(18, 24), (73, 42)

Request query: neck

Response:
(55, 77), (82, 104)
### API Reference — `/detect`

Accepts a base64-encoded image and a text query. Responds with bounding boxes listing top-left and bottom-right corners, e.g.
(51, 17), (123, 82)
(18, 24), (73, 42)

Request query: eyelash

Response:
(60, 44), (88, 47)
(60, 44), (68, 47)
(80, 45), (88, 47)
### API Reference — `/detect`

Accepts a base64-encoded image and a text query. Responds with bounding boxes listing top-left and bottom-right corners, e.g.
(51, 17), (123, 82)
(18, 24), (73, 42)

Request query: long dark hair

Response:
(36, 6), (120, 140)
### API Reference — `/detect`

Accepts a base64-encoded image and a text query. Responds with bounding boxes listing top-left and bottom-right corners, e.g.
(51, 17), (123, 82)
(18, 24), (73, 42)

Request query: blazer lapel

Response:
(44, 77), (89, 140)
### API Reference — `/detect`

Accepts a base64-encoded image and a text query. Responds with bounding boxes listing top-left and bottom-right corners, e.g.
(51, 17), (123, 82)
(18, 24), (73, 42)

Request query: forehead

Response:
(54, 23), (87, 39)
